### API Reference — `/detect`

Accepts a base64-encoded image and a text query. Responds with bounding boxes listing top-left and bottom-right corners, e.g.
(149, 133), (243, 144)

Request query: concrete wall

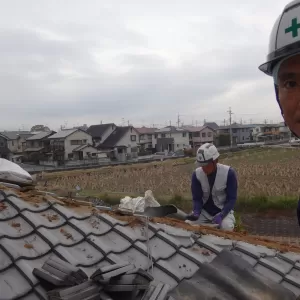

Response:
(117, 127), (138, 153)
(64, 130), (93, 159)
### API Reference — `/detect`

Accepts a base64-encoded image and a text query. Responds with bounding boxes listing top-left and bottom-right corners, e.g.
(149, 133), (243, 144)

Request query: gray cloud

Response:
(0, 0), (288, 130)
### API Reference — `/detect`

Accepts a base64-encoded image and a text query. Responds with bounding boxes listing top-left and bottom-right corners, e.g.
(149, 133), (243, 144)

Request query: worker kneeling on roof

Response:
(185, 143), (238, 231)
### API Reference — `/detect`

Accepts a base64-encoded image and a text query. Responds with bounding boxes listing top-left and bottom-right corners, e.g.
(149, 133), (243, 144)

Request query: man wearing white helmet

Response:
(259, 0), (300, 226)
(185, 143), (238, 231)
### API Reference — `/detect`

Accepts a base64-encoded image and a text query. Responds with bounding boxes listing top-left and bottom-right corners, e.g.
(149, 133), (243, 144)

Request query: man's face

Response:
(202, 161), (216, 175)
(278, 54), (300, 136)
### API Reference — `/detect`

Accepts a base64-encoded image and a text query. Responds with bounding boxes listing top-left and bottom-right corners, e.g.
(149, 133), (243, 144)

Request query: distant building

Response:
(153, 126), (189, 152)
(135, 127), (157, 151)
(183, 126), (216, 149)
(251, 123), (290, 141)
(217, 123), (257, 144)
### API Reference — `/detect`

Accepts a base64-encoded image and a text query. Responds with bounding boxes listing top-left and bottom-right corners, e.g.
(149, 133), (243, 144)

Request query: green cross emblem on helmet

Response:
(285, 18), (300, 38)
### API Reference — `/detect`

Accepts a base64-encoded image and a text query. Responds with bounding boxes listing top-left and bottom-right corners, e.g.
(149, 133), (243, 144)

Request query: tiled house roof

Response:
(0, 188), (299, 299)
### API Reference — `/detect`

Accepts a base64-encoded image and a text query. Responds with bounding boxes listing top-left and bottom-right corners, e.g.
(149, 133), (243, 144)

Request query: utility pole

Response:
(228, 107), (233, 148)
(223, 119), (226, 126)
(169, 120), (171, 126)
(177, 113), (181, 128)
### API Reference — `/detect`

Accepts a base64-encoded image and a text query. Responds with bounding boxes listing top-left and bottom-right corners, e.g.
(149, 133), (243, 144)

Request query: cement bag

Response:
(0, 159), (33, 185)
(119, 190), (160, 213)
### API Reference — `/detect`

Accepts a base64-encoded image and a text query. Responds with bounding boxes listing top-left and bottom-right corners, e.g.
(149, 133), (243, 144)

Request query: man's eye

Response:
(284, 80), (298, 88)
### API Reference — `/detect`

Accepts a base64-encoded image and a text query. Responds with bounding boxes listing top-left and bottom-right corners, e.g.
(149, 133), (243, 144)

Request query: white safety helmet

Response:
(195, 143), (220, 167)
(259, 0), (300, 75)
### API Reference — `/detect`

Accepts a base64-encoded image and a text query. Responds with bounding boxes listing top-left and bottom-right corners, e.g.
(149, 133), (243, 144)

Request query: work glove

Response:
(186, 212), (200, 221)
(212, 213), (223, 226)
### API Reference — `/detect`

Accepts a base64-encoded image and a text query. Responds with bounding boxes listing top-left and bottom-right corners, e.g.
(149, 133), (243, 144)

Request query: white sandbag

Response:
(119, 190), (160, 213)
(0, 159), (33, 185)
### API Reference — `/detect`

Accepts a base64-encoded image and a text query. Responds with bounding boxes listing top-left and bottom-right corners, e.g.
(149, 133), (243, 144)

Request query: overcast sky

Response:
(0, 0), (289, 130)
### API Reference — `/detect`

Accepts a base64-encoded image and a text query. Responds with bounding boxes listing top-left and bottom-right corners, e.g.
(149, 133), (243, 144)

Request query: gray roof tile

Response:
(1, 188), (300, 299)
(1, 267), (32, 299)
(254, 263), (283, 283)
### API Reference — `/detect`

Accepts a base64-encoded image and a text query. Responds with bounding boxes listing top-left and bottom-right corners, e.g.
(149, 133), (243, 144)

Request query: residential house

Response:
(252, 123), (290, 142)
(153, 126), (189, 152)
(1, 131), (34, 155)
(184, 126), (215, 149)
(204, 122), (219, 131)
(97, 126), (139, 161)
(135, 127), (157, 152)
(217, 123), (256, 144)
(48, 129), (94, 161)
(24, 131), (56, 162)
(87, 123), (117, 146)
(0, 134), (11, 160)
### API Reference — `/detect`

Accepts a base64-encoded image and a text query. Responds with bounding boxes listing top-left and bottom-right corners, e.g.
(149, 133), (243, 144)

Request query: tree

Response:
(30, 125), (50, 132)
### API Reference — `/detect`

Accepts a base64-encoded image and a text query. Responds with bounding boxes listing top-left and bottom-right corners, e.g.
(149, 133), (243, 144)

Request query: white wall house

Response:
(153, 126), (190, 152)
(1, 131), (34, 154)
(135, 127), (157, 151)
(48, 129), (94, 160)
(184, 126), (215, 149)
(87, 123), (117, 146)
(97, 126), (139, 161)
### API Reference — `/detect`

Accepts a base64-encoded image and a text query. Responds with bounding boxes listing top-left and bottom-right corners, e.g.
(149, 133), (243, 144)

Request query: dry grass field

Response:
(40, 147), (300, 211)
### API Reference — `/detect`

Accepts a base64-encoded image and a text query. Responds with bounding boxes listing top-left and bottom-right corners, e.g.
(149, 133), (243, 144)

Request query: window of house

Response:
(68, 153), (74, 159)
(161, 134), (166, 138)
(147, 134), (152, 139)
(140, 135), (145, 140)
(155, 134), (158, 138)
(177, 144), (179, 147)
(12, 141), (14, 146)
(130, 135), (136, 141)
(232, 129), (237, 133)
(39, 141), (43, 147)
(148, 143), (152, 148)
(242, 136), (244, 140)
(193, 132), (200, 137)
(182, 132), (186, 137)
(0, 142), (4, 147)
(208, 132), (212, 137)
(83, 139), (87, 144)
(92, 153), (97, 157)
(202, 132), (206, 137)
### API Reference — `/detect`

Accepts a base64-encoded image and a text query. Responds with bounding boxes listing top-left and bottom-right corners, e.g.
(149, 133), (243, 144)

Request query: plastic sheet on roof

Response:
(0, 159), (32, 186)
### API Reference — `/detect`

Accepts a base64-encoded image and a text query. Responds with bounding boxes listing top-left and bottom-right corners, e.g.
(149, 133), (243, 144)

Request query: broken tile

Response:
(53, 203), (91, 220)
(141, 283), (170, 300)
(234, 241), (276, 259)
(195, 237), (222, 254)
(200, 234), (234, 250)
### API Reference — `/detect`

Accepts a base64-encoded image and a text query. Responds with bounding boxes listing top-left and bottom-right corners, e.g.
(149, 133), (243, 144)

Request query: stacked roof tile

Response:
(0, 188), (300, 299)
